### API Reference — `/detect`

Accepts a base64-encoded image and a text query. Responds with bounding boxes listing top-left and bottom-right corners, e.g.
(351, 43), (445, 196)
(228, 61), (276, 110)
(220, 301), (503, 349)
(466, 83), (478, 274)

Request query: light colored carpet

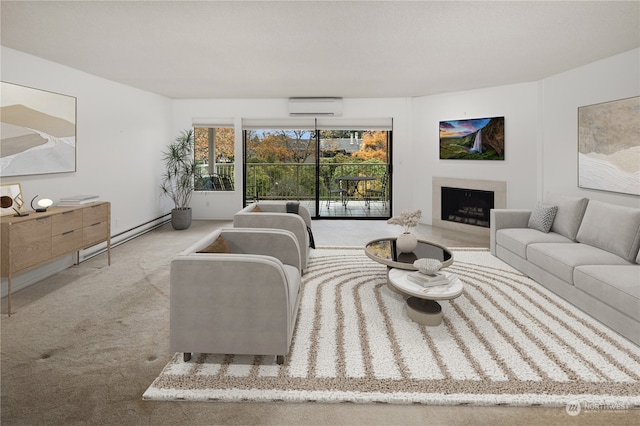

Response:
(143, 248), (640, 407)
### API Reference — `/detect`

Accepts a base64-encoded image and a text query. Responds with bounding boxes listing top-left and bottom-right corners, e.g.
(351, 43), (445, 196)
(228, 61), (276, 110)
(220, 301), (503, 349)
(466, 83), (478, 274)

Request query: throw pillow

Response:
(197, 236), (231, 253)
(528, 203), (558, 233)
(252, 204), (262, 212)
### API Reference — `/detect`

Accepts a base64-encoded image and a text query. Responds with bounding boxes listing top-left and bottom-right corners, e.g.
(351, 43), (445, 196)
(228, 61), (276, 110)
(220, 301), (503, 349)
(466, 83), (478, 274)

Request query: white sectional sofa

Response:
(491, 193), (640, 346)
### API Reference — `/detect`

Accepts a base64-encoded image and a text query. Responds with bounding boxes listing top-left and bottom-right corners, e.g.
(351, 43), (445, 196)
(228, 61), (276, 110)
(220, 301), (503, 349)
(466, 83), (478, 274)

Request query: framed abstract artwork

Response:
(578, 96), (640, 196)
(0, 82), (77, 177)
(439, 116), (504, 160)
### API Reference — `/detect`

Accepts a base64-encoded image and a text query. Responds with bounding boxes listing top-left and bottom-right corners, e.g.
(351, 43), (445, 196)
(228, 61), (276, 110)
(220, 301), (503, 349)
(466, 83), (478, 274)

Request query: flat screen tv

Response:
(439, 116), (504, 160)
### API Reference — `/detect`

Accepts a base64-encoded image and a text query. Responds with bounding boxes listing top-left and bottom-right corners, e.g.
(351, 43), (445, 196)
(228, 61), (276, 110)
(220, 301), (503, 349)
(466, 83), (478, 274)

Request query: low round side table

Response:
(387, 268), (463, 326)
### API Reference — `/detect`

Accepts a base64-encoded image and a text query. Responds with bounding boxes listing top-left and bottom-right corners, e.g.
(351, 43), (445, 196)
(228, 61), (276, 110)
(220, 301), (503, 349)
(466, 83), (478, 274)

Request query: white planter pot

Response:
(396, 232), (418, 253)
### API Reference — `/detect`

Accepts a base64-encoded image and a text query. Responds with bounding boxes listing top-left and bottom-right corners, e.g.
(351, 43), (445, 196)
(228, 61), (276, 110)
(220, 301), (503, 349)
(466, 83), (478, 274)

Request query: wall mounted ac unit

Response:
(289, 97), (343, 116)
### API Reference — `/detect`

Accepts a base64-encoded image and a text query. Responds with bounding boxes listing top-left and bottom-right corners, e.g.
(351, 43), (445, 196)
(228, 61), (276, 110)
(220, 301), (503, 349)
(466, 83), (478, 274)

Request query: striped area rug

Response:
(143, 248), (640, 407)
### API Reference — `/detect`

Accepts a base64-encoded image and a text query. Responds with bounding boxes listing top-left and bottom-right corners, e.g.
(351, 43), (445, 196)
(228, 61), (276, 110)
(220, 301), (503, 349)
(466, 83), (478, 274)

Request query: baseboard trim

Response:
(80, 214), (170, 262)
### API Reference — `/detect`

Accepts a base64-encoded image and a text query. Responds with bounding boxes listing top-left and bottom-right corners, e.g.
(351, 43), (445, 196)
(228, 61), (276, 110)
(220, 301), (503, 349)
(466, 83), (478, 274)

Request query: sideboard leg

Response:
(7, 275), (12, 317)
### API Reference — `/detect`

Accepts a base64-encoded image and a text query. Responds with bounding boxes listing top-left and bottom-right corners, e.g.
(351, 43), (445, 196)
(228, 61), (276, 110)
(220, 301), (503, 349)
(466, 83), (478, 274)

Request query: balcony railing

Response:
(245, 162), (388, 202)
(195, 163), (236, 191)
(194, 161), (388, 208)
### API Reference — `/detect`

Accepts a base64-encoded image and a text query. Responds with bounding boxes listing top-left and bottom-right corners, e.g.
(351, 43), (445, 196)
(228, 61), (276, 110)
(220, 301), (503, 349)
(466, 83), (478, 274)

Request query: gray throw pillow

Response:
(528, 203), (558, 233)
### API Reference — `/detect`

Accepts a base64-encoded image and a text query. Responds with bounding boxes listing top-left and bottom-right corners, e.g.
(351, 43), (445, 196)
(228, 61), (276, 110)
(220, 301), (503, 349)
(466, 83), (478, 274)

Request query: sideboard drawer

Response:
(83, 221), (108, 248)
(11, 237), (51, 273)
(83, 203), (109, 226)
(10, 217), (52, 247)
(52, 209), (82, 235)
(52, 229), (83, 258)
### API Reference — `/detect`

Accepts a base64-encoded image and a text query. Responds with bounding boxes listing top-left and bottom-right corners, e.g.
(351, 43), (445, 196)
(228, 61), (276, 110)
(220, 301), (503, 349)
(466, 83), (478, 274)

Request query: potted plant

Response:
(161, 129), (196, 230)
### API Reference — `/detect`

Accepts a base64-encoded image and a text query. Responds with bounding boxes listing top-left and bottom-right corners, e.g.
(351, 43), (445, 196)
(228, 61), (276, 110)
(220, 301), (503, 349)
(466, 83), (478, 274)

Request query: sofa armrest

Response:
(221, 228), (302, 272)
(490, 209), (532, 255)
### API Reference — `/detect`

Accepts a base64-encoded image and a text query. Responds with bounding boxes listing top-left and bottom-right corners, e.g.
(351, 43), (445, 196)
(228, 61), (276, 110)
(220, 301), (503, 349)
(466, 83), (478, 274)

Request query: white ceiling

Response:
(1, 1), (639, 99)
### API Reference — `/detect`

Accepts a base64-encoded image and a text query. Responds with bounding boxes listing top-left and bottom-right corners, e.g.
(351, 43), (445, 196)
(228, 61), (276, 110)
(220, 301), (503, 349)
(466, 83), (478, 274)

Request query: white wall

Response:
(411, 82), (541, 224)
(540, 48), (640, 208)
(1, 47), (173, 297)
(172, 97), (413, 219)
(1, 47), (174, 234)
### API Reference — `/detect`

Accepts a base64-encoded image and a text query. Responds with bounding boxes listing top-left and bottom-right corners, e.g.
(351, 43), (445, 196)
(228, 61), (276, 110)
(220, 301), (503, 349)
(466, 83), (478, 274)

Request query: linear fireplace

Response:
(441, 187), (494, 228)
(432, 177), (506, 236)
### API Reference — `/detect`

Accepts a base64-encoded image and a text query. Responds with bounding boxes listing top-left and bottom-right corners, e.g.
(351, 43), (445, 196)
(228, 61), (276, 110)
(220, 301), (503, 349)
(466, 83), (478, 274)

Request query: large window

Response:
(193, 126), (235, 191)
(242, 118), (392, 218)
(244, 125), (317, 202)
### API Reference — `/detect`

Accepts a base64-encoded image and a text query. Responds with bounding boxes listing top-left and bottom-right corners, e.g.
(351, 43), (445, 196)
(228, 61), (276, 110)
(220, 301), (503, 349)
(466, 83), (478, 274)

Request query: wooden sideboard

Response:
(1, 201), (111, 316)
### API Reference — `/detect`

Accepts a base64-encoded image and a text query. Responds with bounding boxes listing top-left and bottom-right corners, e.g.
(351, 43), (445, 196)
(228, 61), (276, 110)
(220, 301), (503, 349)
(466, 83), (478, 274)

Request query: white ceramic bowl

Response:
(413, 258), (442, 275)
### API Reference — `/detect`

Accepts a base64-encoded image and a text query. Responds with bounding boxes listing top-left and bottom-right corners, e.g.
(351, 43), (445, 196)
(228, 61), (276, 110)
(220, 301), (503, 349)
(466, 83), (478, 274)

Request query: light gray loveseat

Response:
(491, 193), (640, 346)
(170, 227), (302, 364)
(234, 202), (313, 272)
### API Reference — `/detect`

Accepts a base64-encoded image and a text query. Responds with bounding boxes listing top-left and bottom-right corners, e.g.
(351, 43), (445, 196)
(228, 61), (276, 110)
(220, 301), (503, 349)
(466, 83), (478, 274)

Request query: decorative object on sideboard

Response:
(0, 182), (27, 216)
(30, 195), (54, 212)
(439, 116), (504, 160)
(161, 129), (196, 230)
(0, 82), (77, 177)
(58, 195), (100, 206)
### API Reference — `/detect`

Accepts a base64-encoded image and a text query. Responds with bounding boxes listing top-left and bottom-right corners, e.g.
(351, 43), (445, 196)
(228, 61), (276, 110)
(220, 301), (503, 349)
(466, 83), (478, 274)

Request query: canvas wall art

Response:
(578, 96), (640, 196)
(0, 82), (76, 177)
(439, 116), (504, 160)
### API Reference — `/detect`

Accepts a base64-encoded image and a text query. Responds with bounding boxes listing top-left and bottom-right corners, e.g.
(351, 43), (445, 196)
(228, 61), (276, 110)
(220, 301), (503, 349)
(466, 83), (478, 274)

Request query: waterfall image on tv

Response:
(439, 116), (504, 160)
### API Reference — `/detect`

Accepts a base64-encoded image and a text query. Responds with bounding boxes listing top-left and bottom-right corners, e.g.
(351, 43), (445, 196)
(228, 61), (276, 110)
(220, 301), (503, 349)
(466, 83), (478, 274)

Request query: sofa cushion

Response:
(528, 203), (558, 233)
(576, 200), (640, 263)
(197, 236), (231, 253)
(574, 265), (640, 321)
(544, 193), (589, 241)
(496, 228), (573, 259)
(526, 243), (631, 284)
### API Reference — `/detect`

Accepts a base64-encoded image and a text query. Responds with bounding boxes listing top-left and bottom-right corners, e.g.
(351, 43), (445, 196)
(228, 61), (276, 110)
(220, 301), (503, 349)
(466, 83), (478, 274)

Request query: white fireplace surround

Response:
(432, 177), (506, 236)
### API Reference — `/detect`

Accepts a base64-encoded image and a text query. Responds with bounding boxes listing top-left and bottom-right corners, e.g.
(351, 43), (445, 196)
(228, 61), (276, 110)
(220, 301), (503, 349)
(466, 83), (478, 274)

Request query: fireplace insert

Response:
(441, 187), (494, 228)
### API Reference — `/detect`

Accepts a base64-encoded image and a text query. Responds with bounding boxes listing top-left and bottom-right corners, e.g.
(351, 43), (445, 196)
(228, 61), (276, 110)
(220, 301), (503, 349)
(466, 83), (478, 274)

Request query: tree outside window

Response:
(194, 127), (235, 191)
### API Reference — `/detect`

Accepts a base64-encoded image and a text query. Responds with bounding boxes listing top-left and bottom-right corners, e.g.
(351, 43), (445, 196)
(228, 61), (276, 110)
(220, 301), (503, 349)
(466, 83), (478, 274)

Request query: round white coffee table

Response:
(387, 268), (463, 326)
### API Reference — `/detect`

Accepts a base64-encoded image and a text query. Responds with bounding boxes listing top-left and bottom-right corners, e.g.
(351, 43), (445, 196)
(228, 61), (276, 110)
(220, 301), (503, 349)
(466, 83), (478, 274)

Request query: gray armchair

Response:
(170, 227), (302, 365)
(233, 202), (313, 271)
